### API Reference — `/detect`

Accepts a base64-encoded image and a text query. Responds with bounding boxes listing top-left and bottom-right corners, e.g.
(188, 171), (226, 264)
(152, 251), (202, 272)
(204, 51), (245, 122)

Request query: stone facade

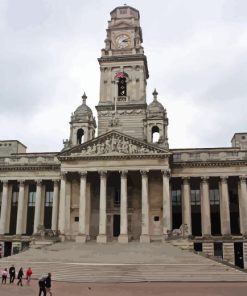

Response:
(0, 5), (247, 269)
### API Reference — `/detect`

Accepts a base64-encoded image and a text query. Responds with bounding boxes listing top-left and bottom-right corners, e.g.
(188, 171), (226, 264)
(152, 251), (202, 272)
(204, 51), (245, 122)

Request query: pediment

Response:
(111, 21), (134, 29)
(59, 130), (170, 159)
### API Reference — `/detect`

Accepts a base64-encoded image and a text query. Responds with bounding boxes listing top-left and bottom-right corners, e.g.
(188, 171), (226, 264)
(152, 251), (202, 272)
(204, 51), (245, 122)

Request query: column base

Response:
(140, 234), (150, 243)
(59, 234), (66, 242)
(118, 234), (129, 243)
(76, 234), (87, 243)
(96, 234), (107, 244)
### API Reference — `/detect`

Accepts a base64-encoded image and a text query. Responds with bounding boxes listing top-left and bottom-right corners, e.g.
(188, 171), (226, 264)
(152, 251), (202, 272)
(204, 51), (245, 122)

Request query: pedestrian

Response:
(17, 267), (24, 286)
(38, 275), (47, 296)
(9, 264), (15, 283)
(1, 268), (8, 284)
(26, 267), (32, 285)
(45, 273), (52, 295)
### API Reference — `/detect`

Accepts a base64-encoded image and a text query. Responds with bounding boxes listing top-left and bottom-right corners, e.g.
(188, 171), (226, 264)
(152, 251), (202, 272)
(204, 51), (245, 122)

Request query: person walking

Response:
(45, 273), (52, 295)
(17, 267), (24, 286)
(38, 275), (47, 296)
(9, 264), (15, 283)
(1, 268), (8, 284)
(26, 267), (32, 285)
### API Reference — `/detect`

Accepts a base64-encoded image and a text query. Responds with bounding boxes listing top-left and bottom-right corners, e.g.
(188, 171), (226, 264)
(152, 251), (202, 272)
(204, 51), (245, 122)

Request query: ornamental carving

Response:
(74, 134), (164, 156)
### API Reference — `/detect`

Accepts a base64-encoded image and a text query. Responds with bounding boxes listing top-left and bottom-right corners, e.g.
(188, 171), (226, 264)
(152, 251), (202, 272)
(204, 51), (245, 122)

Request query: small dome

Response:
(147, 89), (165, 113)
(73, 93), (93, 119)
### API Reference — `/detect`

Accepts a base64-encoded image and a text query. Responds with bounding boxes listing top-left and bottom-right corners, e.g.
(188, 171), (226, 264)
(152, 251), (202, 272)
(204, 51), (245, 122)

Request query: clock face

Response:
(115, 34), (130, 49)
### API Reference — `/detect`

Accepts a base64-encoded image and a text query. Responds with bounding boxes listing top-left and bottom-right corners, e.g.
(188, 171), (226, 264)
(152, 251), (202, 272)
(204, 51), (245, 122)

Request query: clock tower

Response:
(96, 5), (149, 140)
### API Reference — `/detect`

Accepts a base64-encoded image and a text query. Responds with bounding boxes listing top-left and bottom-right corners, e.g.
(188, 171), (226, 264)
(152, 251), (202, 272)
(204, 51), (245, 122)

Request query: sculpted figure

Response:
(122, 139), (129, 153)
(105, 139), (111, 153)
(111, 136), (117, 152)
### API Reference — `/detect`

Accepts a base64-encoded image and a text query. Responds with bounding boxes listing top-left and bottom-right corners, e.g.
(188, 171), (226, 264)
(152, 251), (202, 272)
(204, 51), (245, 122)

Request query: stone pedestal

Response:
(96, 234), (107, 244)
(118, 234), (129, 244)
(223, 242), (234, 264)
(76, 234), (87, 243)
(140, 234), (150, 243)
(202, 242), (214, 257)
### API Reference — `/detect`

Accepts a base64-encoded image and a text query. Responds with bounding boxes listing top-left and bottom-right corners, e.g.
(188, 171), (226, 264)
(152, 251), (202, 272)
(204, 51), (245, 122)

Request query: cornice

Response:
(0, 164), (61, 172)
(172, 160), (247, 169)
(58, 153), (170, 161)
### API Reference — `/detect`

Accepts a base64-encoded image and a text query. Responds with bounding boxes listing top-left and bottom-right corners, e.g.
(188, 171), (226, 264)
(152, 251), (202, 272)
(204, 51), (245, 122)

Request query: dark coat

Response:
(17, 269), (23, 279)
(45, 276), (51, 288)
(9, 267), (15, 276)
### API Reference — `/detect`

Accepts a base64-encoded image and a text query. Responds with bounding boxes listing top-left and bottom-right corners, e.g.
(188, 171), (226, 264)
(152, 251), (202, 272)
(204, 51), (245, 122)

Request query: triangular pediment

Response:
(59, 130), (170, 159)
(111, 21), (134, 29)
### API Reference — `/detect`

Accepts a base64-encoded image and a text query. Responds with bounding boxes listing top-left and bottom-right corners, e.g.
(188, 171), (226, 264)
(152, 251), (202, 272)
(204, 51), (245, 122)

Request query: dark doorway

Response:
(9, 184), (19, 235)
(4, 242), (12, 257)
(113, 215), (120, 237)
(194, 242), (202, 252)
(44, 182), (53, 229)
(26, 184), (36, 235)
(214, 242), (223, 259)
(234, 242), (244, 269)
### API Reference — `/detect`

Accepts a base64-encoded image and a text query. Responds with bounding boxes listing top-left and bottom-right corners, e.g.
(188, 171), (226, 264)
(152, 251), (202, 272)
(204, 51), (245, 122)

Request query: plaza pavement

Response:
(1, 281), (247, 296)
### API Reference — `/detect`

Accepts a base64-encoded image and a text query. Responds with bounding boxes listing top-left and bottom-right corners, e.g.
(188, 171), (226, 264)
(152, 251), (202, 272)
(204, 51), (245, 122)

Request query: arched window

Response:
(152, 126), (160, 143)
(118, 77), (127, 96)
(77, 129), (84, 144)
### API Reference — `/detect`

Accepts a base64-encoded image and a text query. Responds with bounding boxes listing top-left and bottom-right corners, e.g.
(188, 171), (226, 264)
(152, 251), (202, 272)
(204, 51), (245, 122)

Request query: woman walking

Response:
(17, 267), (24, 286)
(1, 268), (7, 284)
(26, 267), (32, 285)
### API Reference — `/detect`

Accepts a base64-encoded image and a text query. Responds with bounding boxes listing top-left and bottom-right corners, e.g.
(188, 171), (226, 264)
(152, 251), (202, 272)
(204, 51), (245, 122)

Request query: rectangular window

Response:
(45, 191), (53, 207)
(210, 189), (220, 205)
(172, 190), (181, 206)
(114, 190), (120, 207)
(12, 191), (19, 206)
(191, 189), (200, 206)
(28, 191), (36, 207)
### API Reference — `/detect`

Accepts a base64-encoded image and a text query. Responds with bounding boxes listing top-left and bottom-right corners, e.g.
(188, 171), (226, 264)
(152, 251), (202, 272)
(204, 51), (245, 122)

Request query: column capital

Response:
(182, 177), (190, 185)
(52, 179), (60, 184)
(161, 169), (170, 178)
(18, 179), (25, 186)
(60, 172), (68, 180)
(220, 176), (228, 183)
(99, 170), (107, 178)
(79, 171), (87, 178)
(0, 180), (8, 185)
(120, 170), (128, 178)
(140, 170), (149, 177)
(240, 175), (247, 182)
(35, 179), (42, 185)
(201, 176), (209, 183)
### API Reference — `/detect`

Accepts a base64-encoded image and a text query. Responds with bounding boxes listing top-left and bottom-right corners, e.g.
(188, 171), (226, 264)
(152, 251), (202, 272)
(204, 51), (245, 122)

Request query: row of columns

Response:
(182, 176), (247, 237)
(60, 169), (171, 243)
(0, 179), (60, 236)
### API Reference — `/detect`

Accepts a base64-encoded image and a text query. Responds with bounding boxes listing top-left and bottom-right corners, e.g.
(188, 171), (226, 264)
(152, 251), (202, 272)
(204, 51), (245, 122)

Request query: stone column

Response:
(97, 171), (107, 243)
(118, 170), (128, 243)
(140, 170), (150, 243)
(76, 171), (87, 243)
(239, 176), (247, 236)
(201, 177), (211, 236)
(33, 180), (42, 234)
(51, 180), (59, 231)
(219, 177), (231, 236)
(162, 170), (171, 238)
(182, 177), (192, 235)
(58, 173), (67, 237)
(0, 180), (8, 235)
(16, 180), (25, 236)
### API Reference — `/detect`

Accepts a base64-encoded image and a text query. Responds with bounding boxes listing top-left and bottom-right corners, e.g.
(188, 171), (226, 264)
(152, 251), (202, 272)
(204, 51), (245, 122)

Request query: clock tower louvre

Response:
(96, 5), (149, 140)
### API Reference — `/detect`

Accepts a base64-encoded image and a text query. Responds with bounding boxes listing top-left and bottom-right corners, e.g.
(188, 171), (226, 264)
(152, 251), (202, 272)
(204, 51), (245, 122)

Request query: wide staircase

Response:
(0, 241), (247, 282)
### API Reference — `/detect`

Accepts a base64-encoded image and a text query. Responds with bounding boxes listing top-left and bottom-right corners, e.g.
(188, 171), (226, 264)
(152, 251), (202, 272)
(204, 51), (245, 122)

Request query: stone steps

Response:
(1, 260), (246, 282)
(1, 241), (247, 282)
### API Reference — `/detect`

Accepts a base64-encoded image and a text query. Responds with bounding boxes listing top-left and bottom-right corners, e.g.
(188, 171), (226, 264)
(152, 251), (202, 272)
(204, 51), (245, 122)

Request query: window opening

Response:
(77, 129), (84, 144)
(152, 126), (160, 143)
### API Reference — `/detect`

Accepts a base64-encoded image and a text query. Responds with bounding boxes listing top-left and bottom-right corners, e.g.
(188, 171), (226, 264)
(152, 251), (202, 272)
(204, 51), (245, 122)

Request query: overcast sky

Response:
(1, 0), (247, 152)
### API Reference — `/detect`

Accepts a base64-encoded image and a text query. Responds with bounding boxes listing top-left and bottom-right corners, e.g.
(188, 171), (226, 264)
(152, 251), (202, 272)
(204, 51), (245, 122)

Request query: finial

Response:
(152, 88), (158, 101)
(82, 92), (87, 105)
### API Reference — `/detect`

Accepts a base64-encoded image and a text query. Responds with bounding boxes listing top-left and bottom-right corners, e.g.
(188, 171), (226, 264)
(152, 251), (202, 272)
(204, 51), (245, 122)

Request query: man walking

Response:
(9, 265), (15, 283)
(45, 273), (52, 295)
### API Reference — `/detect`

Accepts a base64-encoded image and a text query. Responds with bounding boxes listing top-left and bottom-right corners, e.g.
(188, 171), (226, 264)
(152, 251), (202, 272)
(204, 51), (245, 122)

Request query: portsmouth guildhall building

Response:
(0, 5), (247, 269)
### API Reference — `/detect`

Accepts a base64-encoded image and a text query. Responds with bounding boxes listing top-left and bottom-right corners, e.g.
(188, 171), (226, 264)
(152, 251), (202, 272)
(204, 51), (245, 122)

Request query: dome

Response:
(73, 93), (93, 120)
(147, 89), (165, 113)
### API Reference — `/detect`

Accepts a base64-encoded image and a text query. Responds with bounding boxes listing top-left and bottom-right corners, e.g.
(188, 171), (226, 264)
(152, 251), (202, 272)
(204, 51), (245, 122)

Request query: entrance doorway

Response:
(234, 242), (244, 269)
(113, 215), (120, 237)
(4, 242), (12, 257)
